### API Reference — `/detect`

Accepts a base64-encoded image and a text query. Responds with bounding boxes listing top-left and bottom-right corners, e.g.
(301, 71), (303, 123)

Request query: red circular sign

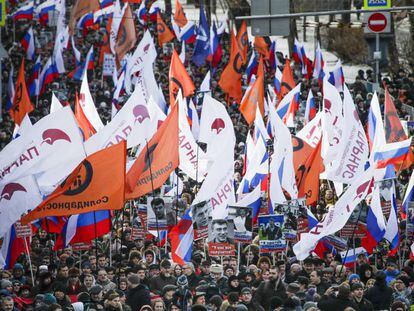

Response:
(367, 13), (387, 33)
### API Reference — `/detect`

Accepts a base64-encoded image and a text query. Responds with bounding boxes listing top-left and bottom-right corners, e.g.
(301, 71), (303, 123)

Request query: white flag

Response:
(50, 92), (63, 114)
(85, 86), (152, 155)
(0, 175), (42, 238)
(0, 106), (85, 185)
(296, 112), (322, 148)
(326, 84), (368, 183)
(80, 74), (104, 132)
(293, 166), (374, 260)
(178, 94), (207, 181)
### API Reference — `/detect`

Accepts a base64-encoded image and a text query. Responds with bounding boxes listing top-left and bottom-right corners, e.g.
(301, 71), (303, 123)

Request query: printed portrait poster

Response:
(258, 215), (286, 253)
(227, 206), (252, 242)
(208, 218), (236, 256)
(274, 203), (300, 240)
(147, 196), (175, 231)
(407, 202), (414, 237)
(191, 200), (212, 239)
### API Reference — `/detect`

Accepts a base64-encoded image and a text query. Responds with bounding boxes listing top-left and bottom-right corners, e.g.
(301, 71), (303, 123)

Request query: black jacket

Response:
(318, 295), (359, 311)
(149, 274), (176, 295)
(126, 284), (151, 311)
(255, 279), (287, 311)
(364, 282), (393, 311)
(353, 297), (374, 311)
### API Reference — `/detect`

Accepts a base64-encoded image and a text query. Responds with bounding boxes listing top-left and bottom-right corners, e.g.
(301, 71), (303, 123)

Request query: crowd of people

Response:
(1, 0), (414, 311)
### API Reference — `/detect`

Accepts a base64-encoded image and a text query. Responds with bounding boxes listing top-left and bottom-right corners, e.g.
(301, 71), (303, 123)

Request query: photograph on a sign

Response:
(274, 203), (301, 240)
(191, 200), (211, 239)
(208, 218), (236, 256)
(258, 215), (286, 253)
(147, 196), (175, 231)
(227, 205), (253, 242)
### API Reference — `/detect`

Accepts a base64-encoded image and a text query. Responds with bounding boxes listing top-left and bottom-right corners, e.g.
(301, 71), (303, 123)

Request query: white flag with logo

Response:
(326, 85), (369, 183)
(198, 94), (235, 161)
(0, 106), (85, 184)
(0, 175), (42, 238)
(85, 86), (153, 155)
(293, 166), (374, 260)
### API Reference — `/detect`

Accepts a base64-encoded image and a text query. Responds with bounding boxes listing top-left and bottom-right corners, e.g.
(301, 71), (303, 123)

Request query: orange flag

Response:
(99, 16), (112, 65)
(10, 60), (34, 125)
(254, 36), (269, 60)
(292, 135), (314, 186)
(21, 142), (126, 224)
(218, 30), (243, 104)
(169, 50), (195, 105)
(115, 4), (137, 63)
(75, 92), (96, 141)
(236, 21), (248, 64)
(174, 0), (188, 27)
(126, 104), (179, 199)
(69, 0), (100, 34)
(239, 74), (264, 125)
(383, 85), (414, 169)
(297, 138), (324, 205)
(157, 12), (175, 46)
(279, 59), (296, 100)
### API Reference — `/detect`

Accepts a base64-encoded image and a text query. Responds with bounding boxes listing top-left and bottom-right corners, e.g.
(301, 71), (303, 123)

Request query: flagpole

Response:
(44, 219), (54, 264)
(93, 211), (98, 261)
(338, 203), (364, 277)
(23, 237), (35, 286)
(145, 139), (161, 260)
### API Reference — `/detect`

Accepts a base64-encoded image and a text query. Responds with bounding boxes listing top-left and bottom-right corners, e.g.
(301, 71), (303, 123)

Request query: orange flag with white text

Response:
(10, 60), (34, 125)
(236, 21), (248, 64)
(169, 50), (195, 105)
(218, 30), (243, 103)
(174, 0), (188, 27)
(21, 142), (126, 224)
(126, 104), (179, 199)
(279, 59), (296, 100)
(75, 91), (96, 141)
(157, 12), (175, 46)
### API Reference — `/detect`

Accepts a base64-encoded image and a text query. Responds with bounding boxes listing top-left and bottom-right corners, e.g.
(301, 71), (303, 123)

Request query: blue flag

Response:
(191, 3), (210, 67)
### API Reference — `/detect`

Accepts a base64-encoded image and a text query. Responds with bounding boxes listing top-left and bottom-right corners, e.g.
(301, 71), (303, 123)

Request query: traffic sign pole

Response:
(375, 33), (380, 85)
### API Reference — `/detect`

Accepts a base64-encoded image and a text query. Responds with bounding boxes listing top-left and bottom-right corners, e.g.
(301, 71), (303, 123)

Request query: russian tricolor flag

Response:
(28, 56), (41, 97)
(340, 247), (367, 268)
(384, 181), (400, 255)
(169, 209), (193, 265)
(362, 185), (386, 253)
(55, 211), (111, 250)
(292, 38), (303, 65)
(70, 46), (95, 81)
(77, 12), (95, 30)
(273, 66), (283, 94)
(328, 60), (345, 92)
(235, 185), (262, 225)
(304, 90), (316, 124)
(135, 0), (147, 25)
(268, 41), (277, 71)
(6, 65), (15, 111)
(39, 57), (59, 94)
(178, 21), (196, 43)
(246, 52), (258, 85)
(148, 0), (161, 21)
(0, 225), (29, 269)
(402, 171), (414, 216)
(373, 138), (412, 169)
(12, 1), (34, 21)
(209, 21), (222, 68)
(276, 83), (301, 121)
(21, 27), (35, 60)
(313, 42), (324, 85)
(36, 0), (56, 26)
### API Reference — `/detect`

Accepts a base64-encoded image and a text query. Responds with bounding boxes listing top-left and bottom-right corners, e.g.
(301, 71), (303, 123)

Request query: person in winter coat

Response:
(317, 283), (358, 311)
(358, 263), (374, 285)
(126, 275), (151, 311)
(350, 283), (373, 311)
(255, 267), (287, 310)
(239, 287), (264, 311)
(223, 276), (242, 295)
(365, 271), (393, 310)
(149, 260), (176, 295)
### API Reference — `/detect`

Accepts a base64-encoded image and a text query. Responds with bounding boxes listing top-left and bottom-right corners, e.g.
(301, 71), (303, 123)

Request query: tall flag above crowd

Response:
(1, 0), (413, 268)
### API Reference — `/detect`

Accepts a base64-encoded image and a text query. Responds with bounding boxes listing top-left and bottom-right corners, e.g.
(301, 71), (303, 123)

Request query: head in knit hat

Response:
(348, 274), (360, 284)
(0, 280), (12, 290)
(208, 295), (223, 310)
(43, 293), (57, 305)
